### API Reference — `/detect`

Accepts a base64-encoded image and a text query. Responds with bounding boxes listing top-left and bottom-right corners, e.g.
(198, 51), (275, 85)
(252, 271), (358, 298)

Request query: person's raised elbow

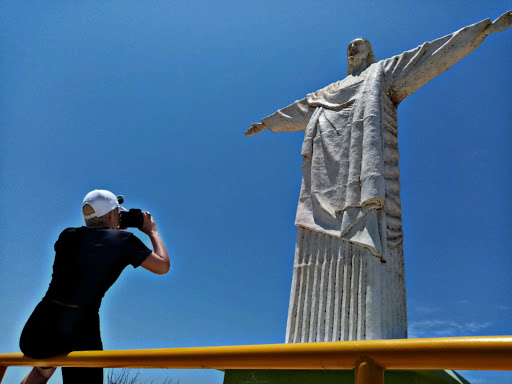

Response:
(140, 252), (171, 275)
(152, 257), (170, 275)
(156, 260), (171, 275)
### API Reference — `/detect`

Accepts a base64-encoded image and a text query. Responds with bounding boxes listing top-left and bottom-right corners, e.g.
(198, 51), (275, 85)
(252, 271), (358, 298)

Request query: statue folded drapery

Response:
(247, 14), (511, 342)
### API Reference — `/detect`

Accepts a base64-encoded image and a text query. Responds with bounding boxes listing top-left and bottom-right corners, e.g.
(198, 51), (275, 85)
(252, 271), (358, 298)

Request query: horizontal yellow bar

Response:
(0, 336), (511, 371)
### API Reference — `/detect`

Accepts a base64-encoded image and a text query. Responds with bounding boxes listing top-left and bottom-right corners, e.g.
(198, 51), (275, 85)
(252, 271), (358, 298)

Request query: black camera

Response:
(119, 209), (144, 229)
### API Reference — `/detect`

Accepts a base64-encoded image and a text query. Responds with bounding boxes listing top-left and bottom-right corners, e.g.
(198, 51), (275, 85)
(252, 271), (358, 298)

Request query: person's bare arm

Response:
(139, 211), (170, 275)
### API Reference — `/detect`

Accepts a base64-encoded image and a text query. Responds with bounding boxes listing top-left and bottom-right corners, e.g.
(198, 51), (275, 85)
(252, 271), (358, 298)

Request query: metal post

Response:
(0, 365), (7, 383)
(355, 358), (384, 384)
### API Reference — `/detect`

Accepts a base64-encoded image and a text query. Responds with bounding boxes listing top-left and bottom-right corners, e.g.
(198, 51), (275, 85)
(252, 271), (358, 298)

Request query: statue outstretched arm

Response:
(483, 10), (512, 35)
(245, 98), (313, 136)
(383, 16), (505, 104)
(246, 122), (267, 136)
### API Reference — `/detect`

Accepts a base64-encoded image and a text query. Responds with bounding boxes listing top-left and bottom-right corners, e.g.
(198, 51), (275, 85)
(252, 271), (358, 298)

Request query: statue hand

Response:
(245, 123), (267, 136)
(485, 10), (512, 34)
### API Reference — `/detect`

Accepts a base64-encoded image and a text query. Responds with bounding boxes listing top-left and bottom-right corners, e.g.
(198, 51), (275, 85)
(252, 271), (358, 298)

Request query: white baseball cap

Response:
(82, 189), (125, 219)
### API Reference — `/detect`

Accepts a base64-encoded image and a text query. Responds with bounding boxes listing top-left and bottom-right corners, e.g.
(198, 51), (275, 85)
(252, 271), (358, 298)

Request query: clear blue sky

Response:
(0, 1), (510, 383)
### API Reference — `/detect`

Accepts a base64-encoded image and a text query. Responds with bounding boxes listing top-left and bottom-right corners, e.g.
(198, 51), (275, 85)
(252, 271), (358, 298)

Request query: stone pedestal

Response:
(286, 228), (407, 342)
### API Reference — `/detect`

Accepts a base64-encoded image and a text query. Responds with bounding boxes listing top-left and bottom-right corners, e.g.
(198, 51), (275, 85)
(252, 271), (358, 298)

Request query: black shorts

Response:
(20, 299), (103, 383)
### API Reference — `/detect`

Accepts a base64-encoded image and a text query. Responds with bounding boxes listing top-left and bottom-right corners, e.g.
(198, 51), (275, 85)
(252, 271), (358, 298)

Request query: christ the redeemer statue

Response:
(246, 12), (511, 342)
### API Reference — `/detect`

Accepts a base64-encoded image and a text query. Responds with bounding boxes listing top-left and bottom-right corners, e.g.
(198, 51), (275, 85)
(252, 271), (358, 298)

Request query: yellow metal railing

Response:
(1, 336), (511, 384)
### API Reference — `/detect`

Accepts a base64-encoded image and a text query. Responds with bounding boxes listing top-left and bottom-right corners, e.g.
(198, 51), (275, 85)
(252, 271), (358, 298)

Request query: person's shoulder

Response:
(55, 227), (82, 247)
(110, 229), (133, 237)
(76, 228), (142, 243)
(58, 227), (82, 237)
(104, 229), (140, 242)
(107, 230), (147, 253)
(62, 226), (80, 232)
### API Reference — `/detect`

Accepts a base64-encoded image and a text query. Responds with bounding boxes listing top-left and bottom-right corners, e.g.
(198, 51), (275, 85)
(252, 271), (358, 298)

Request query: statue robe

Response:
(259, 19), (491, 341)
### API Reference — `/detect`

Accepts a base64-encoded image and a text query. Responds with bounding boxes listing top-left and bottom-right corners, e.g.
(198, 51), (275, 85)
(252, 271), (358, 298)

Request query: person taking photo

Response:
(19, 189), (170, 384)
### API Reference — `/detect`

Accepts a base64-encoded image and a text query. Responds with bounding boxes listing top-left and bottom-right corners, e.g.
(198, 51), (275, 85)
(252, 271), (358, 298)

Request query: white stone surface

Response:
(247, 12), (511, 341)
(286, 228), (406, 342)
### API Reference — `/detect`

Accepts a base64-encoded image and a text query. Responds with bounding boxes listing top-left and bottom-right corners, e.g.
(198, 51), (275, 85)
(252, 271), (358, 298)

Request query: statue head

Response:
(346, 38), (377, 76)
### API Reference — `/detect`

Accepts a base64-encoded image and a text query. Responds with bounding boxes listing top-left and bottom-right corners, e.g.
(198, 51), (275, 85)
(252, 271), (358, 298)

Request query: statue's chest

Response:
(320, 76), (366, 107)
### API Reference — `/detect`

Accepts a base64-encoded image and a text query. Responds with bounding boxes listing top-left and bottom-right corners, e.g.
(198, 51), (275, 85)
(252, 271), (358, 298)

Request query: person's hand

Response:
(140, 211), (158, 236)
(484, 10), (512, 35)
(245, 123), (267, 136)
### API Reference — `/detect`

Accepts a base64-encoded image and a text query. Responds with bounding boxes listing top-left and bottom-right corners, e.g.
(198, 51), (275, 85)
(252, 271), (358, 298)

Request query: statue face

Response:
(347, 38), (369, 65)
